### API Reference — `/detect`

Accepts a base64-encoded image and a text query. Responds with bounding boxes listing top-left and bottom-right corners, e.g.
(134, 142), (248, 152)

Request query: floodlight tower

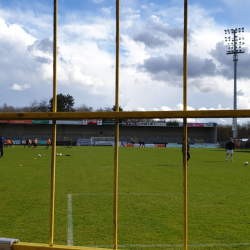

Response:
(224, 28), (245, 139)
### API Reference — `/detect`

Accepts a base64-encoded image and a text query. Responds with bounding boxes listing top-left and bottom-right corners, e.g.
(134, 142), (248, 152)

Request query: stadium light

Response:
(224, 28), (246, 139)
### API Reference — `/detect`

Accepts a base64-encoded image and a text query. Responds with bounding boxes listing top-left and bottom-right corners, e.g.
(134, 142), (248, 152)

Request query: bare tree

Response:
(75, 104), (93, 112)
(30, 99), (49, 112)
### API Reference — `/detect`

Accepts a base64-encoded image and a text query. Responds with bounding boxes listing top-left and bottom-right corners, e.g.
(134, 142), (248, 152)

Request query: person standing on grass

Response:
(225, 138), (235, 162)
(24, 138), (29, 148)
(182, 138), (190, 165)
(45, 138), (51, 149)
(33, 138), (38, 150)
(0, 135), (4, 158)
(6, 139), (10, 147)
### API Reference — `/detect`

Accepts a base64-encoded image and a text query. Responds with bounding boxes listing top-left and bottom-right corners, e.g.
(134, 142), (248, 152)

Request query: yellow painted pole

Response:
(13, 242), (111, 250)
(183, 0), (188, 249)
(1, 109), (250, 120)
(49, 0), (58, 246)
(113, 1), (120, 249)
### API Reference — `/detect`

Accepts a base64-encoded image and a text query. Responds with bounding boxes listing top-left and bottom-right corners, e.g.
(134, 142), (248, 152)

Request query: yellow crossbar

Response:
(12, 242), (110, 250)
(0, 109), (250, 120)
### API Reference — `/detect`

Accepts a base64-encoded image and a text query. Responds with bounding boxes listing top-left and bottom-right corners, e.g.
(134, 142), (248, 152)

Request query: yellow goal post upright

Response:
(1, 1), (250, 250)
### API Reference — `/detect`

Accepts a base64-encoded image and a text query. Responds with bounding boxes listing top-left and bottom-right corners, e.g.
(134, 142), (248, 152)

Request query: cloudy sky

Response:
(1, 0), (250, 124)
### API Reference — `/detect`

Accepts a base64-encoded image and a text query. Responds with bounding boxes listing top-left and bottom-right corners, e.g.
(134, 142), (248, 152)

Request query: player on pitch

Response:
(33, 138), (38, 150)
(45, 138), (51, 149)
(182, 138), (190, 165)
(24, 138), (29, 148)
(225, 138), (235, 162)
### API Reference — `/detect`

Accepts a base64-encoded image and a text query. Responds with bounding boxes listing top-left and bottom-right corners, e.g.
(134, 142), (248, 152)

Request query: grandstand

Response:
(0, 121), (217, 145)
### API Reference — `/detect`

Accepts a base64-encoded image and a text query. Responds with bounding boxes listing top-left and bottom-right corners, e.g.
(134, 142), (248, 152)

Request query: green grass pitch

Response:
(0, 146), (250, 250)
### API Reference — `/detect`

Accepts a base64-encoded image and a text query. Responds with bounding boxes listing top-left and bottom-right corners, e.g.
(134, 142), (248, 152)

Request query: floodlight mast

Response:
(224, 28), (245, 139)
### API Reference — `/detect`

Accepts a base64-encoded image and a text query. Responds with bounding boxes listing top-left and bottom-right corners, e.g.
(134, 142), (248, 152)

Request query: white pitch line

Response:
(81, 242), (250, 248)
(67, 194), (74, 246)
(72, 193), (182, 196)
(72, 192), (250, 196)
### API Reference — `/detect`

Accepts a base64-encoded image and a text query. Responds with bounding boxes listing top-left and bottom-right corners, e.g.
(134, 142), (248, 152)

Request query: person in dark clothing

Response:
(0, 135), (4, 158)
(24, 138), (29, 148)
(225, 138), (235, 162)
(182, 138), (190, 165)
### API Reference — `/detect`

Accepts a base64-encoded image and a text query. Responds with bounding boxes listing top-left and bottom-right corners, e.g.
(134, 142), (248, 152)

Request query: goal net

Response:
(131, 138), (138, 143)
(195, 139), (203, 144)
(64, 137), (72, 146)
(91, 137), (115, 146)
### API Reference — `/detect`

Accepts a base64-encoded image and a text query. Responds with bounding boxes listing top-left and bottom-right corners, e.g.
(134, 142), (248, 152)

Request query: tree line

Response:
(0, 94), (122, 113)
(217, 124), (250, 141)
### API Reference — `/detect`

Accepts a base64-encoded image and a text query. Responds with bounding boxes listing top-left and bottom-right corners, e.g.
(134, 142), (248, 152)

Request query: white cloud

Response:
(149, 15), (161, 22)
(127, 14), (140, 19)
(93, 0), (104, 3)
(120, 34), (147, 64)
(122, 7), (140, 14)
(61, 23), (111, 41)
(101, 7), (113, 15)
(0, 18), (35, 46)
(161, 106), (172, 111)
(138, 107), (146, 111)
(11, 83), (30, 91)
(175, 103), (195, 111)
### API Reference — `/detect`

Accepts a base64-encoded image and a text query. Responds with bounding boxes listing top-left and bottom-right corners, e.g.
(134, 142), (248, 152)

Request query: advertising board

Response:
(137, 122), (166, 126)
(83, 119), (102, 125)
(32, 120), (50, 124)
(123, 143), (134, 147)
(145, 144), (155, 147)
(122, 122), (138, 126)
(10, 120), (32, 124)
(76, 138), (91, 146)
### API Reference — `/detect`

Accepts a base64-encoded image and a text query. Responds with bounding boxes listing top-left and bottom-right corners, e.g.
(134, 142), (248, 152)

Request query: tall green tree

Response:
(112, 105), (123, 111)
(49, 93), (75, 112)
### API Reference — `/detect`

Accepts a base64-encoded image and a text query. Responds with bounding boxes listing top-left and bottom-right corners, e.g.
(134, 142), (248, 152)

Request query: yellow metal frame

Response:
(49, 0), (58, 246)
(12, 243), (110, 250)
(183, 1), (188, 249)
(1, 0), (249, 250)
(0, 109), (250, 120)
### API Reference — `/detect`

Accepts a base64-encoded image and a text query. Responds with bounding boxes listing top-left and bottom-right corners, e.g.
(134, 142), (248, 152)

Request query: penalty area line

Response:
(71, 192), (250, 196)
(67, 194), (73, 246)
